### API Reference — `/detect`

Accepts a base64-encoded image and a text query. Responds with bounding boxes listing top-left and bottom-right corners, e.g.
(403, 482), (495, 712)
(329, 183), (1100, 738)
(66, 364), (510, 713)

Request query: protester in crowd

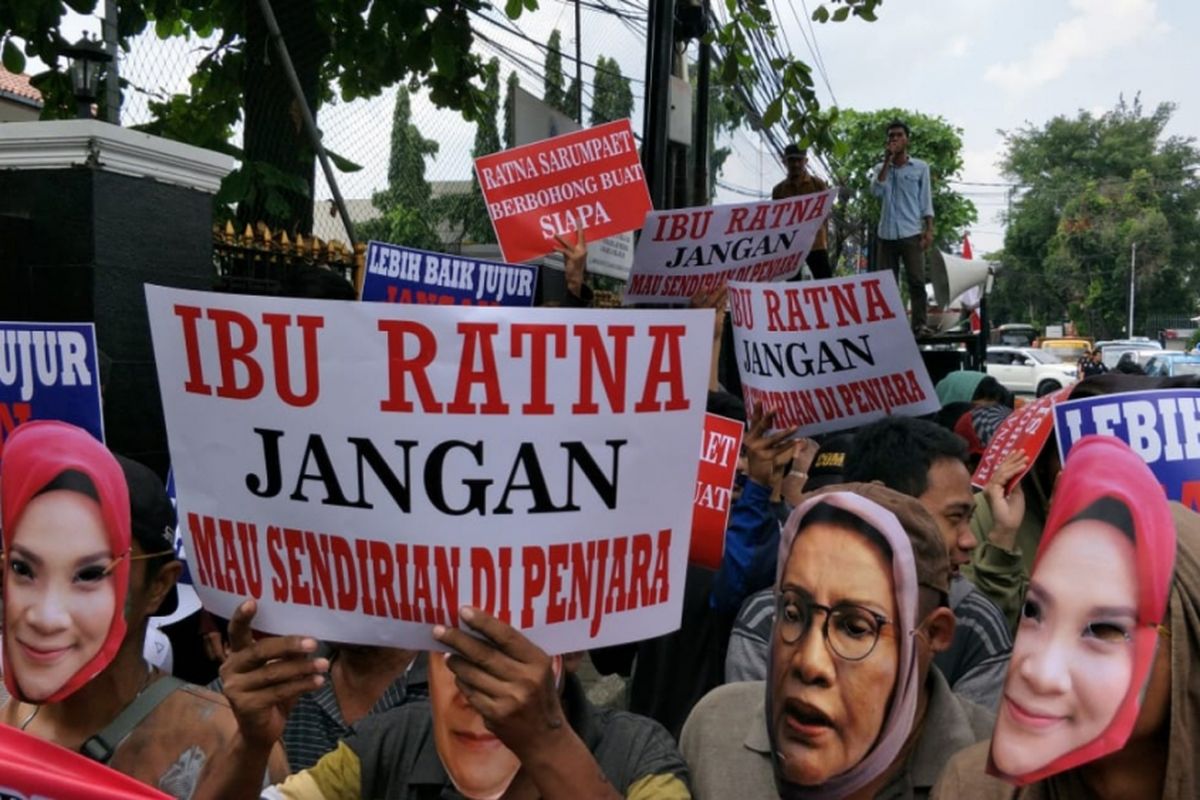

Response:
(872, 119), (935, 335)
(772, 144), (832, 280)
(933, 436), (1195, 799)
(209, 644), (426, 773)
(683, 483), (992, 799)
(1078, 348), (1108, 379)
(0, 421), (287, 798)
(840, 418), (1013, 708)
(591, 402), (798, 737)
(726, 433), (855, 683)
(971, 375), (1015, 409)
(1113, 351), (1145, 375)
(197, 601), (692, 799)
(935, 370), (987, 406)
(954, 404), (1013, 472)
(725, 419), (1016, 707)
(964, 372), (1200, 632)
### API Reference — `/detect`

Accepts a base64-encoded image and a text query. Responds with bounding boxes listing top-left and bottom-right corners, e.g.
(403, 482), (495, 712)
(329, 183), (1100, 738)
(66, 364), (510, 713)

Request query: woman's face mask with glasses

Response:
(776, 590), (893, 661)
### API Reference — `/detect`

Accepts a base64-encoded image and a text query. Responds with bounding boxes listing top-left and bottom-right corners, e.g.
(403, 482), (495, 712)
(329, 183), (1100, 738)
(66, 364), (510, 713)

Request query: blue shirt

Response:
(871, 155), (934, 240)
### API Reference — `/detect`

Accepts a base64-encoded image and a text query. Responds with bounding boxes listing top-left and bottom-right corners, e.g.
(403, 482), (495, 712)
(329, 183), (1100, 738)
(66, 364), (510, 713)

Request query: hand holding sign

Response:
(218, 600), (329, 751)
(434, 606), (563, 758)
(983, 450), (1028, 551)
(552, 219), (588, 299)
(746, 404), (800, 490)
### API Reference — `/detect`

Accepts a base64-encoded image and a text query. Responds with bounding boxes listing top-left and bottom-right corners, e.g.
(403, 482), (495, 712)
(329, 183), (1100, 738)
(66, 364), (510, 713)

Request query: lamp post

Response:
(62, 34), (113, 120)
(1129, 241), (1138, 337)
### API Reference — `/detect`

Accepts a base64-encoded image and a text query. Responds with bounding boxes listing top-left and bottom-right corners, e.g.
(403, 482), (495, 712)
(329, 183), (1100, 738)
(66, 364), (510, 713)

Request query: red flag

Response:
(962, 234), (974, 260)
(0, 724), (170, 799)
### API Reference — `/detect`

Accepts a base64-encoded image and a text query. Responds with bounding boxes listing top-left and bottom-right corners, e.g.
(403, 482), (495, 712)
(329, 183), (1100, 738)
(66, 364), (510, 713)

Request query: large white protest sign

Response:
(624, 188), (837, 305)
(145, 286), (711, 653)
(728, 272), (939, 436)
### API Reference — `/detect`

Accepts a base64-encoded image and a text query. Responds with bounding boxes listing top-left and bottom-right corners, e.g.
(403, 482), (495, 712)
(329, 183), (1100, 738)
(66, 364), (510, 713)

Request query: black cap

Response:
(115, 455), (179, 617)
(803, 433), (854, 491)
(783, 143), (806, 160)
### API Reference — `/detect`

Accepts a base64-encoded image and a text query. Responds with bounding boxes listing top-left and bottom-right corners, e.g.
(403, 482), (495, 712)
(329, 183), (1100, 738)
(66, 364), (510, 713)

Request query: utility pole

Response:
(102, 0), (120, 123)
(574, 0), (583, 124)
(641, 0), (675, 209)
(1129, 241), (1138, 336)
(691, 0), (711, 206)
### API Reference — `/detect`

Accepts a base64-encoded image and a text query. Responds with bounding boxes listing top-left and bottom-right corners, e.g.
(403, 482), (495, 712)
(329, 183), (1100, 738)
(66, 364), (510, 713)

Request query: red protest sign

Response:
(972, 386), (1074, 490)
(474, 119), (652, 263)
(691, 413), (744, 569)
(0, 723), (171, 799)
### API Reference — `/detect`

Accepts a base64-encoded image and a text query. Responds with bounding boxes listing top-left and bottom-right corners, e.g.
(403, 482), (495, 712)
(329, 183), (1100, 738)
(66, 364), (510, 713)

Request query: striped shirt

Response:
(210, 652), (428, 772)
(726, 577), (1012, 709)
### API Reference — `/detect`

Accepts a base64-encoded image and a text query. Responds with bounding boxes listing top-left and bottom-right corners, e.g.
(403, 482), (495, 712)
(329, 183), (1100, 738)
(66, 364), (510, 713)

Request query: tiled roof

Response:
(0, 67), (43, 106)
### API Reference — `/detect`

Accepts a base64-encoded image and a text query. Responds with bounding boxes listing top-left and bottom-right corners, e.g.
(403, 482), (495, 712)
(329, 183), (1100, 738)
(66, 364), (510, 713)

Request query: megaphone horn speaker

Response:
(930, 250), (996, 308)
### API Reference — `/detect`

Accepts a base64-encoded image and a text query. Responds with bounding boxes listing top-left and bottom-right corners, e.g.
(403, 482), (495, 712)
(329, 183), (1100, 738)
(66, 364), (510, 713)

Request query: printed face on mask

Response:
(3, 490), (119, 702)
(428, 650), (522, 800)
(992, 519), (1138, 777)
(769, 522), (899, 786)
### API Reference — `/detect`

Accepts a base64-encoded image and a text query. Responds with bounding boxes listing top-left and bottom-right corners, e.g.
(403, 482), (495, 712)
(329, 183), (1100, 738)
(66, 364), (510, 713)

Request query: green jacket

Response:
(962, 480), (1048, 634)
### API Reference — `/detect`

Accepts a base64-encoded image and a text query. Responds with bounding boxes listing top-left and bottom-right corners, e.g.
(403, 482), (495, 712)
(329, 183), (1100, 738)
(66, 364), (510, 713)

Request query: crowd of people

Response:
(2, 123), (1198, 800)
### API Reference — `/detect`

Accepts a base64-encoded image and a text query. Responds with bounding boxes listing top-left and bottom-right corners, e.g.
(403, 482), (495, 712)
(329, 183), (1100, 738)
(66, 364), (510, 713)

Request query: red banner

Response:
(0, 724), (170, 799)
(972, 386), (1073, 491)
(474, 120), (652, 263)
(690, 413), (744, 569)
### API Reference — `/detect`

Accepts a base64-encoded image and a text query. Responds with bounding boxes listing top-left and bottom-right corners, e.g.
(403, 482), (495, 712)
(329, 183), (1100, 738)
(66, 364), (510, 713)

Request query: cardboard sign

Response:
(691, 413), (744, 569)
(624, 189), (837, 305)
(972, 386), (1073, 490)
(474, 119), (652, 264)
(0, 321), (104, 455)
(0, 723), (170, 798)
(727, 273), (939, 437)
(361, 241), (537, 307)
(1055, 389), (1200, 506)
(145, 286), (712, 653)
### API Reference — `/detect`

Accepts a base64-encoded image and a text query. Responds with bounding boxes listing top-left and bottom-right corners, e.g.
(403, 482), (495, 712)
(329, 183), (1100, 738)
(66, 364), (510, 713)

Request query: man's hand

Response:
(218, 600), (328, 752)
(434, 606), (565, 761)
(203, 630), (229, 663)
(745, 404), (800, 490)
(553, 223), (587, 298)
(984, 451), (1029, 552)
(920, 228), (933, 251)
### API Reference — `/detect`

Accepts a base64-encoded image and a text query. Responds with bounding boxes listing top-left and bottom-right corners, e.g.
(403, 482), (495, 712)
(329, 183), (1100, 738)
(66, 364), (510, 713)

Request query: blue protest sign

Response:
(362, 241), (537, 307)
(1055, 388), (1200, 506)
(0, 321), (104, 454)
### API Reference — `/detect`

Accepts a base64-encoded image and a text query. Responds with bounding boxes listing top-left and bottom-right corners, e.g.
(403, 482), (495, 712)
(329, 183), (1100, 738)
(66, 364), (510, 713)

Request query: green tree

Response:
(991, 96), (1200, 336)
(591, 56), (633, 125)
(357, 87), (441, 251)
(461, 58), (502, 243)
(544, 29), (566, 114)
(564, 76), (581, 122)
(2, 0), (503, 234)
(827, 108), (977, 270)
(503, 70), (519, 149)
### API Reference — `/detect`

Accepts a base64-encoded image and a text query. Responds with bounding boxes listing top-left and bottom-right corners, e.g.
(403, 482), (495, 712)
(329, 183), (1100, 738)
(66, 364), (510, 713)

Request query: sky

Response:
(30, 0), (1200, 254)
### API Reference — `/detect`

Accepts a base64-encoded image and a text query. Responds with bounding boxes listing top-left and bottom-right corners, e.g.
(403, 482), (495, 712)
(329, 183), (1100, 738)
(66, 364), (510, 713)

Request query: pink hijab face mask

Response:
(989, 435), (1176, 785)
(427, 651), (563, 800)
(1, 421), (131, 705)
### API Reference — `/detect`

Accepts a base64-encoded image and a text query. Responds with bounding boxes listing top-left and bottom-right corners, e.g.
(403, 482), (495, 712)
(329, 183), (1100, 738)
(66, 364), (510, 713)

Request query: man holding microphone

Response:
(872, 119), (935, 335)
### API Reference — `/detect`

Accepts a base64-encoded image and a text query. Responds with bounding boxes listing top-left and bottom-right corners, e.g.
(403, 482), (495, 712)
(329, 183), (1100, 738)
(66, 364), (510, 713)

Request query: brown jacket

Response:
(771, 174), (829, 250)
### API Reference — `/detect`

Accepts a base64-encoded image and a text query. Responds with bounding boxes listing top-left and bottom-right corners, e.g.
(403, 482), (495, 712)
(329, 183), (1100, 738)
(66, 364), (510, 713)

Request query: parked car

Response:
(1144, 352), (1200, 377)
(986, 346), (1079, 396)
(1037, 336), (1093, 363)
(1095, 339), (1164, 369)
